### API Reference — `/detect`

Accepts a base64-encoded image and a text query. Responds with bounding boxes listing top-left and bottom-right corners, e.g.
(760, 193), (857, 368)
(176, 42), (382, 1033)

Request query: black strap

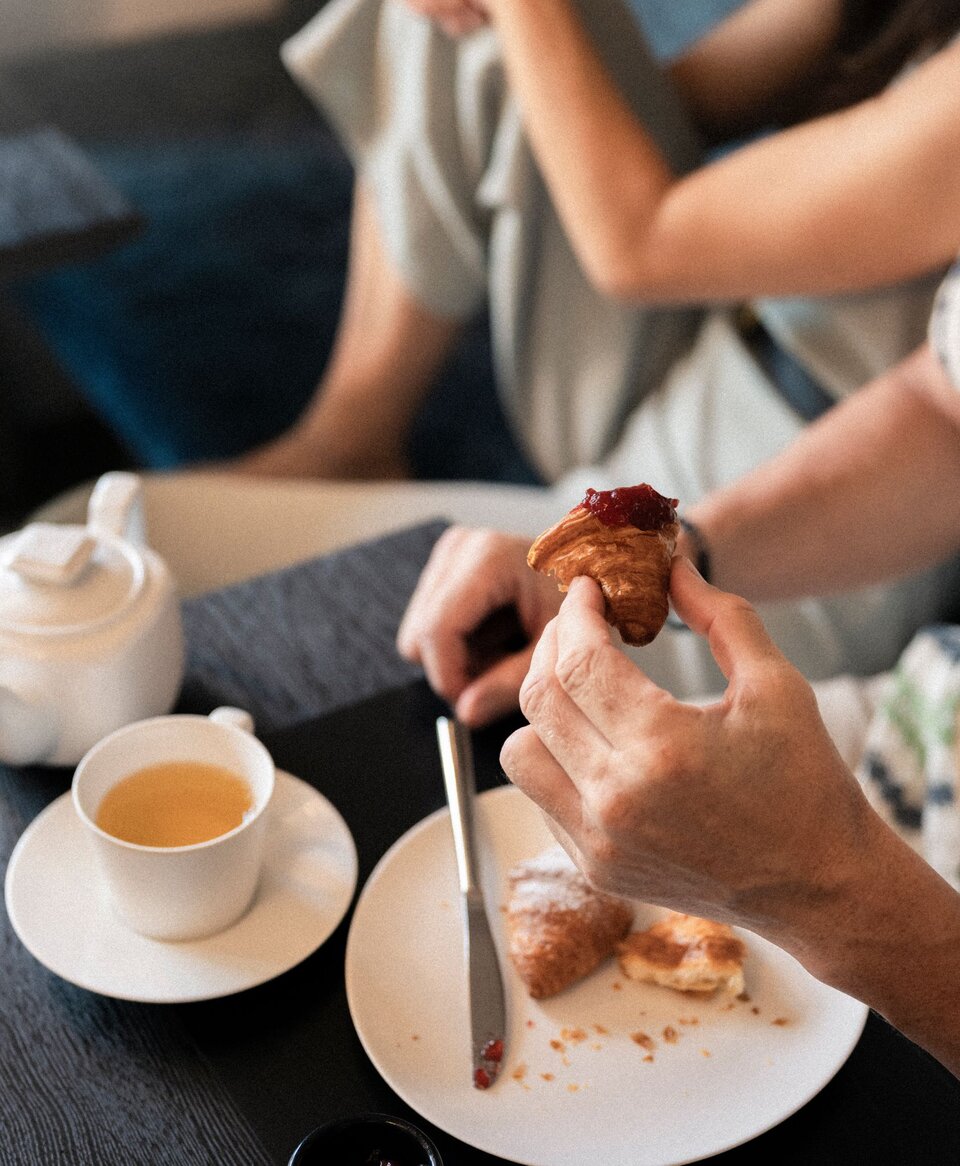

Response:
(736, 308), (837, 424)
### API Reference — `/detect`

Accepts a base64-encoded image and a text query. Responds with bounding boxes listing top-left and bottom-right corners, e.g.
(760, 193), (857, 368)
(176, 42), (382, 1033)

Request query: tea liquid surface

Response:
(95, 761), (254, 847)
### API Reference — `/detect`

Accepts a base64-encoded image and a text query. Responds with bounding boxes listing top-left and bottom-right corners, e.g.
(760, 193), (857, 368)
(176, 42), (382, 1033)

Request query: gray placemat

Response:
(179, 519), (447, 731)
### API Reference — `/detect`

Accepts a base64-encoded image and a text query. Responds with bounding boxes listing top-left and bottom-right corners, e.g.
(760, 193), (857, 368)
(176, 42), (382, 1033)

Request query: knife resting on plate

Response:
(436, 715), (507, 1090)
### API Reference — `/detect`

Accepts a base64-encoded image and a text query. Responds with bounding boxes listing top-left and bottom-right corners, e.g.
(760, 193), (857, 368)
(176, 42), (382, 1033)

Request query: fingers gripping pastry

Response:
(506, 846), (634, 999)
(617, 911), (746, 997)
(527, 484), (679, 646)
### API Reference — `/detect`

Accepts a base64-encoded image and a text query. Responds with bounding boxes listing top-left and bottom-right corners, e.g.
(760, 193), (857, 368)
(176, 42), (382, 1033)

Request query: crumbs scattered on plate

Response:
(508, 993), (794, 1089)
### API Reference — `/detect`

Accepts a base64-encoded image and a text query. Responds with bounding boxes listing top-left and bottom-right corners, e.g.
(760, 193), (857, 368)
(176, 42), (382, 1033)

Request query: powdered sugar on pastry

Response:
(506, 847), (634, 1000)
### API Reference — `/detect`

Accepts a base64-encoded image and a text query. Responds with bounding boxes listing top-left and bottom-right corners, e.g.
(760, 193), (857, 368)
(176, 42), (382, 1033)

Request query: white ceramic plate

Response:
(5, 771), (357, 1003)
(346, 785), (867, 1166)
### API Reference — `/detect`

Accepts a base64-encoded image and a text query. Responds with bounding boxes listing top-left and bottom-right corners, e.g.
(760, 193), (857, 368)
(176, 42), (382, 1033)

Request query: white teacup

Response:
(72, 707), (275, 941)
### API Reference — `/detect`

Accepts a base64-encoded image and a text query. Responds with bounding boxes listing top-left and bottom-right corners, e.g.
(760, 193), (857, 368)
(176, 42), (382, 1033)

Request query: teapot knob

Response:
(87, 472), (146, 546)
(4, 524), (95, 587)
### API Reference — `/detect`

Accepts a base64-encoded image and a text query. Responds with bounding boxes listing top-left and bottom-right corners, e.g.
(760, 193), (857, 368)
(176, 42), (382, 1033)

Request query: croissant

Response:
(506, 846), (634, 1000)
(527, 484), (679, 646)
(617, 912), (746, 997)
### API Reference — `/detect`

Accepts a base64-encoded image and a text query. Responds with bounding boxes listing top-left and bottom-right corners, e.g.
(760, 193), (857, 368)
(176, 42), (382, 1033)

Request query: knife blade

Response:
(436, 715), (507, 1090)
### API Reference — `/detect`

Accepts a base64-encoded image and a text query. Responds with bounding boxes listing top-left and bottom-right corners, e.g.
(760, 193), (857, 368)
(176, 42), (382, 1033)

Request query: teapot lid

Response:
(0, 522), (145, 636)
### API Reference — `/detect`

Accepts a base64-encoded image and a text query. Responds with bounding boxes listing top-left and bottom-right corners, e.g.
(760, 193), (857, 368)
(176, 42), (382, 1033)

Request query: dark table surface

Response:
(0, 72), (142, 279)
(1, 520), (959, 1166)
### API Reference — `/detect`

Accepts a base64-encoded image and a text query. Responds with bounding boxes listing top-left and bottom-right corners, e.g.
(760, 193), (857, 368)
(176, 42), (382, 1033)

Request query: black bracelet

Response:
(678, 516), (711, 583)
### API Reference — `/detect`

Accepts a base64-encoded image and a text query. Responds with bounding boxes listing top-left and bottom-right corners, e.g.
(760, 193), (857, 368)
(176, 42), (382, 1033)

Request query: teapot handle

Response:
(87, 472), (146, 546)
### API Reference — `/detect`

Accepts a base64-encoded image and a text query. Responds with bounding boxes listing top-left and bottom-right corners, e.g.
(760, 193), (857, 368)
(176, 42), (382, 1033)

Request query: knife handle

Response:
(437, 716), (481, 896)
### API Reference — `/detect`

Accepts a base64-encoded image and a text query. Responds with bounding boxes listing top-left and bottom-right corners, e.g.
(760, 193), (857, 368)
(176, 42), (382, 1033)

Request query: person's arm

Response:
(666, 0), (841, 139)
(501, 565), (960, 1078)
(682, 342), (960, 600)
(407, 0), (839, 133)
(477, 0), (960, 300)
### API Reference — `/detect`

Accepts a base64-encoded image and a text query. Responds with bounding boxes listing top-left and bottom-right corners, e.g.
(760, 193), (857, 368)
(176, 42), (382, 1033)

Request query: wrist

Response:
(793, 819), (960, 1078)
(730, 782), (890, 979)
(780, 813), (960, 1028)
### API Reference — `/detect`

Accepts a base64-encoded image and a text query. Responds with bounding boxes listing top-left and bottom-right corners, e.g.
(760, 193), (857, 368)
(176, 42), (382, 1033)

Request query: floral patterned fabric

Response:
(855, 626), (960, 890)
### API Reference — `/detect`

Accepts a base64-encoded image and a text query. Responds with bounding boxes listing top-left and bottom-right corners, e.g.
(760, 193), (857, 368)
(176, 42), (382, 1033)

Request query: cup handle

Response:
(209, 706), (255, 734)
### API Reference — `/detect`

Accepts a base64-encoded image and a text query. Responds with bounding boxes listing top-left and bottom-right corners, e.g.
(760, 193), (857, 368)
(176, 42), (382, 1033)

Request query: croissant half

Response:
(617, 912), (746, 997)
(506, 846), (634, 999)
(527, 485), (679, 646)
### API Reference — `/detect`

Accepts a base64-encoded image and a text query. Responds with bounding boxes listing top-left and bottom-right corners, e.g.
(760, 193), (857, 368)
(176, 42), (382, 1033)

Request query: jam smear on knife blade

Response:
(473, 1039), (504, 1090)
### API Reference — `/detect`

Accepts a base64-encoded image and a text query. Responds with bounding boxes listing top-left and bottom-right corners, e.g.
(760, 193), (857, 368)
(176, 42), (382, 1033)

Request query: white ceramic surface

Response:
(72, 709), (276, 941)
(0, 472), (184, 766)
(346, 785), (868, 1166)
(5, 770), (357, 1003)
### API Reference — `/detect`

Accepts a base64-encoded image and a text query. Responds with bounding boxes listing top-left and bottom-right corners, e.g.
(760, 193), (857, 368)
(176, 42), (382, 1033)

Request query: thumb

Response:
(669, 556), (786, 684)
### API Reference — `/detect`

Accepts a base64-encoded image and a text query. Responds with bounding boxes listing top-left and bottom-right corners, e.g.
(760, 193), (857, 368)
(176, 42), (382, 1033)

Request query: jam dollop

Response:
(581, 484), (678, 530)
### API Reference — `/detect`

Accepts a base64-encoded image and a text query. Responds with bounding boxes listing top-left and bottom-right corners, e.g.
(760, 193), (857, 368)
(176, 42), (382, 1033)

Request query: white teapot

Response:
(0, 472), (185, 767)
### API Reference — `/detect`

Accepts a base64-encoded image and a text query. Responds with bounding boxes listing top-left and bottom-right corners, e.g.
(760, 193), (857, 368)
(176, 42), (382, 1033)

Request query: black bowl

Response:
(288, 1113), (443, 1166)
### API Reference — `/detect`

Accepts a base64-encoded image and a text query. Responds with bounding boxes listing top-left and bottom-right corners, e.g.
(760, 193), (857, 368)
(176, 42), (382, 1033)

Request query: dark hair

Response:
(796, 0), (960, 117)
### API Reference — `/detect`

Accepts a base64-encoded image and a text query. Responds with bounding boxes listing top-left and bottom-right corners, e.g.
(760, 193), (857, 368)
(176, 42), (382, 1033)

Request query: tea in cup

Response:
(72, 707), (275, 941)
(95, 758), (255, 848)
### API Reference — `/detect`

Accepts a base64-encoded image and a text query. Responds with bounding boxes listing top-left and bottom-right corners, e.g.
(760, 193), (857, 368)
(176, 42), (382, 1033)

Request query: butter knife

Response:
(436, 715), (507, 1090)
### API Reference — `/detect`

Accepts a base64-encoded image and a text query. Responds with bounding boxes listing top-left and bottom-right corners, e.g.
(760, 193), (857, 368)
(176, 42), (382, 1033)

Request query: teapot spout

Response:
(0, 683), (59, 766)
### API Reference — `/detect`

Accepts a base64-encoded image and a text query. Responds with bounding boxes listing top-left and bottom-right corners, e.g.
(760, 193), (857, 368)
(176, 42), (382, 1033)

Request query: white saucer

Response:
(4, 770), (357, 1003)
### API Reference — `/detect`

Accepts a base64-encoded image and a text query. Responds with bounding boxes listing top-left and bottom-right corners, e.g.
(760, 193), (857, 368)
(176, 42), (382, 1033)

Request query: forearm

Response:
(784, 815), (960, 1079)
(482, 0), (675, 297)
(482, 0), (960, 300)
(685, 346), (960, 601)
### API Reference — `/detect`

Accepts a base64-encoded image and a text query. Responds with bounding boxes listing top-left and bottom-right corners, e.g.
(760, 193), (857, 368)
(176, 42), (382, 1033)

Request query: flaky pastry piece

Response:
(527, 484), (679, 646)
(617, 911), (746, 997)
(506, 846), (634, 999)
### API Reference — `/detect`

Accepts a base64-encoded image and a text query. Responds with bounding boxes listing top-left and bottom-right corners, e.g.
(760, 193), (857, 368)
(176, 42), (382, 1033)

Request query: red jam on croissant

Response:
(527, 484), (679, 646)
